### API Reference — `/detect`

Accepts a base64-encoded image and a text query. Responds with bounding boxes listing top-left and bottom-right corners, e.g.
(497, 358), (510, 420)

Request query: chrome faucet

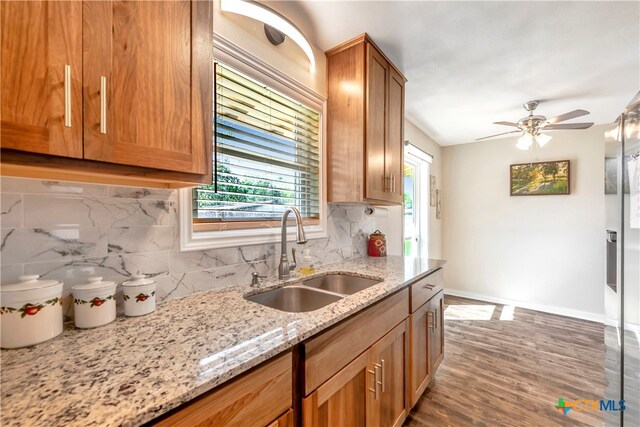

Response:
(278, 207), (308, 280)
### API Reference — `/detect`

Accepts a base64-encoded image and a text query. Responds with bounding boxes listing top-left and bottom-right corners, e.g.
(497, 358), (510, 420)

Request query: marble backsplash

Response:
(0, 177), (375, 312)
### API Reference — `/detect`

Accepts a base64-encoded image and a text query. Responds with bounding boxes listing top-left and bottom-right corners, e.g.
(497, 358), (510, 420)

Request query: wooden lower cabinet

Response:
(408, 289), (445, 407)
(408, 299), (432, 407)
(302, 348), (369, 426)
(267, 409), (294, 427)
(429, 291), (445, 373)
(152, 351), (292, 427)
(368, 321), (408, 427)
(302, 320), (408, 427)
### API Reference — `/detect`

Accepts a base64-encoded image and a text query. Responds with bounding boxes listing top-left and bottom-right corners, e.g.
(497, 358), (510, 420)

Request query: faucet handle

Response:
(251, 272), (267, 287)
(289, 247), (297, 271)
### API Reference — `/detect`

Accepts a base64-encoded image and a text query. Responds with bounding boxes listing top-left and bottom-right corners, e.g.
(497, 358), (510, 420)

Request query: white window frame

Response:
(179, 35), (327, 251)
(404, 144), (433, 259)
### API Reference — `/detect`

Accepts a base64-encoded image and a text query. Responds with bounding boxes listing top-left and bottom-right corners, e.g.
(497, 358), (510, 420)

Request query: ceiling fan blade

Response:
(542, 122), (594, 130)
(475, 130), (521, 141)
(493, 121), (520, 127)
(545, 109), (590, 125)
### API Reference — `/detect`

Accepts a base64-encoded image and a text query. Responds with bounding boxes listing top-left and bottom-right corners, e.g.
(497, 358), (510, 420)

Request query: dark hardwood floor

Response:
(405, 295), (607, 427)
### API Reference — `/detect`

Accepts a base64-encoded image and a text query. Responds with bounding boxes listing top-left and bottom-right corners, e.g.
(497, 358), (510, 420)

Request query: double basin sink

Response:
(246, 273), (382, 313)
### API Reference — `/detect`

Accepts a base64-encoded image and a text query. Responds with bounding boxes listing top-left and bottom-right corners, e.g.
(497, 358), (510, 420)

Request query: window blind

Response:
(193, 63), (321, 222)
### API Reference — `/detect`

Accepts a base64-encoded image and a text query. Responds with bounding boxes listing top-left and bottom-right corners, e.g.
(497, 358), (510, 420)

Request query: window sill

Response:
(179, 189), (327, 251)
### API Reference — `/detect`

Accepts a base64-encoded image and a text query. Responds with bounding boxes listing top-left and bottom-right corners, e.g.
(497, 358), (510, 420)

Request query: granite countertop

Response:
(0, 256), (445, 427)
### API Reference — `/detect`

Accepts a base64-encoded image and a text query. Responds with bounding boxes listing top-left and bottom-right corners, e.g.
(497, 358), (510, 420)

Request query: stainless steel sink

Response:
(245, 286), (343, 313)
(301, 273), (381, 295)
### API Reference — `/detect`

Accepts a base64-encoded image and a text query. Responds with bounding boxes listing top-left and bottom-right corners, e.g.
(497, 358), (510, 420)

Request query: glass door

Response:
(403, 144), (432, 258)
(604, 91), (640, 427)
(404, 159), (419, 256)
(621, 95), (639, 427)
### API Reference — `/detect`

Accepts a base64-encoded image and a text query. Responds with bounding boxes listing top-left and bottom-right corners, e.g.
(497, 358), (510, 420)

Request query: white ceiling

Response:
(269, 0), (640, 146)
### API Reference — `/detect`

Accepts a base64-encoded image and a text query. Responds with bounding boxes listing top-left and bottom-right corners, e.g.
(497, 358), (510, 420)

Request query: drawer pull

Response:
(368, 365), (381, 400)
(423, 284), (435, 290)
(64, 65), (71, 127)
(100, 76), (107, 134)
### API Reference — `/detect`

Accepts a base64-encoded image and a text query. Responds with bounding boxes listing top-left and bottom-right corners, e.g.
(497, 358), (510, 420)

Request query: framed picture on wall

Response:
(430, 175), (436, 206)
(510, 160), (570, 196)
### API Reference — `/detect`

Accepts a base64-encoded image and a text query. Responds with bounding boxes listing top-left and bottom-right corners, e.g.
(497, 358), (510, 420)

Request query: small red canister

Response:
(368, 230), (387, 257)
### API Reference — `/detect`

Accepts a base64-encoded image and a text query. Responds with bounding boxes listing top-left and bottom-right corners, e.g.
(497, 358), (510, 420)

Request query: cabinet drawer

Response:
(410, 268), (443, 313)
(153, 351), (292, 427)
(303, 289), (408, 395)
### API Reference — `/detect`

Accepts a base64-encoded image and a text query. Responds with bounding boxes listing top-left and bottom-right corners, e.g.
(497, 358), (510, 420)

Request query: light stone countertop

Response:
(0, 256), (445, 427)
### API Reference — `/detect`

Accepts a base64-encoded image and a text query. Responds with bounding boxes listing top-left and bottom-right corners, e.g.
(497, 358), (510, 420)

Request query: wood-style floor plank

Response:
(405, 296), (607, 427)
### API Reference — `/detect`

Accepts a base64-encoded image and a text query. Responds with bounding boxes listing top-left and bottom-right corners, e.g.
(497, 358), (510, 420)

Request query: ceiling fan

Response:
(477, 100), (594, 150)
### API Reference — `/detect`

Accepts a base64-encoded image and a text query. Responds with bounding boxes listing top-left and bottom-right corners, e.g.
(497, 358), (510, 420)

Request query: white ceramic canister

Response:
(121, 275), (156, 317)
(71, 277), (117, 329)
(0, 275), (64, 349)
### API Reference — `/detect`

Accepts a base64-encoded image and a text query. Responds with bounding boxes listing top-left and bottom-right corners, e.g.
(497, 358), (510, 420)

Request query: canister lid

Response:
(122, 274), (155, 287)
(1, 275), (62, 293)
(369, 230), (385, 237)
(71, 277), (116, 291)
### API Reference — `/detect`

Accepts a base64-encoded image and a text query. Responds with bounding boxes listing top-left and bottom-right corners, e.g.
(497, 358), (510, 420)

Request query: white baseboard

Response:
(604, 318), (640, 333)
(444, 288), (605, 324)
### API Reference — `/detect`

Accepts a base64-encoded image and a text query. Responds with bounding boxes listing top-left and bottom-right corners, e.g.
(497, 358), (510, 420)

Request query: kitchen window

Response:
(194, 63), (320, 228)
(179, 41), (327, 251)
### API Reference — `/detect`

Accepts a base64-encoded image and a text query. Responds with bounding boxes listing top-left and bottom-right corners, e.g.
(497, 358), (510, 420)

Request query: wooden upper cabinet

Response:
(83, 0), (209, 174)
(326, 33), (406, 205)
(385, 67), (405, 204)
(1, 1), (83, 158)
(365, 45), (389, 201)
(1, 0), (212, 187)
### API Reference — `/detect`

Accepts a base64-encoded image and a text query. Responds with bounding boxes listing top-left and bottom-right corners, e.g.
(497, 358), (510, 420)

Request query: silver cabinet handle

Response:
(368, 366), (380, 400)
(64, 65), (71, 127)
(434, 307), (438, 329)
(384, 174), (390, 192)
(391, 173), (395, 193)
(100, 76), (107, 134)
(380, 359), (385, 392)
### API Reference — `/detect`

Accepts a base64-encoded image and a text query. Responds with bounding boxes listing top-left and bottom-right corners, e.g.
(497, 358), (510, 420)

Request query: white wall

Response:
(405, 119), (444, 259)
(442, 125), (607, 320)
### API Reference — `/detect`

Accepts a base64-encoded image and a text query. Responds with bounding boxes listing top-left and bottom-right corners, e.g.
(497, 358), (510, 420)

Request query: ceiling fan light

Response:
(516, 133), (533, 150)
(535, 133), (552, 147)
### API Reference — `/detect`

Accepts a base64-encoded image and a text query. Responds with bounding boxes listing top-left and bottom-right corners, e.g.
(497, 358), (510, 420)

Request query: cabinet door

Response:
(1, 1), (83, 157)
(385, 67), (404, 204)
(365, 44), (389, 201)
(83, 0), (211, 174)
(302, 350), (370, 427)
(368, 320), (408, 427)
(267, 409), (294, 427)
(153, 352), (292, 427)
(408, 302), (432, 407)
(429, 292), (444, 374)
